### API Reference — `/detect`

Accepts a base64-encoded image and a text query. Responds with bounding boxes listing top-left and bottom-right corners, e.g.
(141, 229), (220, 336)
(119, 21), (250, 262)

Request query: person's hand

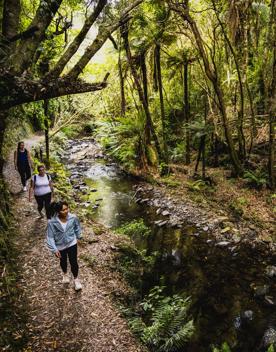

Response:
(55, 251), (61, 258)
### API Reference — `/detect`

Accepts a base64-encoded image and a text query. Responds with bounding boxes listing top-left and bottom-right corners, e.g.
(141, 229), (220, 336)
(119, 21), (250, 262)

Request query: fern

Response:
(243, 170), (267, 189)
(141, 295), (194, 352)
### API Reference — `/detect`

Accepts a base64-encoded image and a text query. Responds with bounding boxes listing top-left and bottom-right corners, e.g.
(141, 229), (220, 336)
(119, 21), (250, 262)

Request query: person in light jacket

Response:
(47, 201), (82, 291)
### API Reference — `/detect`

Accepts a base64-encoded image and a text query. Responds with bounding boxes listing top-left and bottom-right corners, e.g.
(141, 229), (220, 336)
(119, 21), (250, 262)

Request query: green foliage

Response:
(117, 219), (151, 238)
(159, 162), (170, 176)
(212, 342), (231, 352)
(0, 181), (28, 350)
(129, 287), (194, 352)
(229, 197), (248, 218)
(97, 115), (146, 171)
(171, 142), (185, 163)
(212, 343), (274, 352)
(161, 176), (181, 188)
(243, 170), (267, 189)
(186, 179), (208, 192)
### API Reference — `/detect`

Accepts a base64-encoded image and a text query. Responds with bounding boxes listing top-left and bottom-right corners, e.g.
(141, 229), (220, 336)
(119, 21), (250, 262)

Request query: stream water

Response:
(65, 139), (276, 352)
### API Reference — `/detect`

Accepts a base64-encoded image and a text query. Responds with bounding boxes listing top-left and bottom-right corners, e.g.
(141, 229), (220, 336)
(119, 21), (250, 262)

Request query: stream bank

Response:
(61, 137), (276, 352)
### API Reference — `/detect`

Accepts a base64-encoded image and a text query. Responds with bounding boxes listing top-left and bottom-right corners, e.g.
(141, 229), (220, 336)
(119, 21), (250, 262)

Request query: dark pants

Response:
(59, 244), (79, 278)
(17, 164), (31, 187)
(34, 192), (52, 219)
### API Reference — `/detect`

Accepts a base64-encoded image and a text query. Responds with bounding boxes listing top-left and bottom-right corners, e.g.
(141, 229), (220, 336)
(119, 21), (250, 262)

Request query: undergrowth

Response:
(0, 181), (28, 351)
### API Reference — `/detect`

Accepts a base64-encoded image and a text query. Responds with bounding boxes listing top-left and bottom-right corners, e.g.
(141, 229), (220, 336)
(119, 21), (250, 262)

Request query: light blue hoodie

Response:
(46, 213), (82, 253)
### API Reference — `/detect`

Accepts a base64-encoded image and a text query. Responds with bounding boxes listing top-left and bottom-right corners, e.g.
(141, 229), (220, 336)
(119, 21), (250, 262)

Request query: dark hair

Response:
(49, 201), (69, 218)
(17, 141), (25, 152)
(37, 164), (45, 172)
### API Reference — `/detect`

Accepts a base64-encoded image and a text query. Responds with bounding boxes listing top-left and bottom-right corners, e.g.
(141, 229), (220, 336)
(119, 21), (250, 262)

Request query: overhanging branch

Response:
(0, 73), (110, 110)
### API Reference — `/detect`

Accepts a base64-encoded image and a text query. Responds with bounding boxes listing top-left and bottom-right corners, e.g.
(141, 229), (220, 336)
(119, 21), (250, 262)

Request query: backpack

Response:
(33, 174), (50, 187)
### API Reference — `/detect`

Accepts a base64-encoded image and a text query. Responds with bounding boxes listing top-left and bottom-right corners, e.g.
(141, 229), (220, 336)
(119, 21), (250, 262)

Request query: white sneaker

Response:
(62, 273), (70, 284)
(74, 278), (82, 291)
(23, 186), (27, 191)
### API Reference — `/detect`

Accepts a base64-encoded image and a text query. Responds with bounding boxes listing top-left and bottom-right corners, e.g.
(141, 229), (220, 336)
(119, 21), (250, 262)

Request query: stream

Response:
(64, 139), (276, 352)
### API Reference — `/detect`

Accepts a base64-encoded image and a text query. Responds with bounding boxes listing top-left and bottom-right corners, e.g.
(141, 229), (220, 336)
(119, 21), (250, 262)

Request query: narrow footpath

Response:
(3, 138), (145, 352)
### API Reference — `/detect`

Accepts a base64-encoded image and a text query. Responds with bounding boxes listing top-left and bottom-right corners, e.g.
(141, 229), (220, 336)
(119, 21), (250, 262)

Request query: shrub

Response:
(117, 219), (151, 238)
(243, 170), (267, 189)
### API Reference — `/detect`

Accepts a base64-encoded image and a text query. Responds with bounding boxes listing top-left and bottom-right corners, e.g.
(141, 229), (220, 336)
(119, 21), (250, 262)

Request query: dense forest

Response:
(0, 0), (275, 183)
(0, 0), (275, 351)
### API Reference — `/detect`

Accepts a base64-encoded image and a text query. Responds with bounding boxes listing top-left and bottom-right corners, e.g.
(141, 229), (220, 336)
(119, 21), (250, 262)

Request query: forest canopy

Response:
(0, 0), (275, 188)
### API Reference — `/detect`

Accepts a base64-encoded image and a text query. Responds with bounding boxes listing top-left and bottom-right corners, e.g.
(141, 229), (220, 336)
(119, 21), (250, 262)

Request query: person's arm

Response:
(74, 216), (82, 240)
(46, 222), (60, 257)
(29, 179), (33, 201)
(14, 151), (17, 170)
(49, 180), (54, 193)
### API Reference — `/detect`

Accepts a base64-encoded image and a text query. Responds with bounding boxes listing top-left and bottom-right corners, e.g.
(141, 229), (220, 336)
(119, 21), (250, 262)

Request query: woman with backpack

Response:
(47, 201), (82, 291)
(14, 141), (33, 191)
(29, 164), (53, 219)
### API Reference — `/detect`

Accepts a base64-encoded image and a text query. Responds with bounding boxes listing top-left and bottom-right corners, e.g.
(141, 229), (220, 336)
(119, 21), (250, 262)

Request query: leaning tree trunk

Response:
(118, 33), (126, 116)
(44, 100), (50, 164)
(155, 43), (168, 163)
(122, 24), (162, 160)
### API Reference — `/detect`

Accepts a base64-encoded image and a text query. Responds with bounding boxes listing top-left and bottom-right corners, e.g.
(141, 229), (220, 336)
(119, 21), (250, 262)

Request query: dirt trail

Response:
(4, 138), (145, 352)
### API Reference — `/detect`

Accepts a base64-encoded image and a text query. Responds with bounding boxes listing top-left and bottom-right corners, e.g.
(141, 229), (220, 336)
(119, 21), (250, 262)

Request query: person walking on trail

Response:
(46, 201), (82, 291)
(29, 164), (53, 219)
(14, 141), (33, 191)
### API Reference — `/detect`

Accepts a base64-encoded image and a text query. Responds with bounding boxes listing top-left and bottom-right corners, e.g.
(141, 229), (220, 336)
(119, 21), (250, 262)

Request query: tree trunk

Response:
(2, 0), (21, 41)
(9, 0), (63, 74)
(177, 7), (243, 175)
(0, 111), (7, 175)
(155, 43), (168, 162)
(44, 100), (50, 164)
(212, 0), (246, 161)
(47, 0), (107, 78)
(118, 32), (126, 116)
(140, 51), (151, 145)
(122, 24), (162, 161)
(202, 135), (206, 179)
(268, 0), (276, 189)
(67, 0), (143, 80)
(183, 59), (190, 164)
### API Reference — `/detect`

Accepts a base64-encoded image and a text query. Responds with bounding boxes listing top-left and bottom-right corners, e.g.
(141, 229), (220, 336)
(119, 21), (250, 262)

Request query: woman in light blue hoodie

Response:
(47, 201), (82, 291)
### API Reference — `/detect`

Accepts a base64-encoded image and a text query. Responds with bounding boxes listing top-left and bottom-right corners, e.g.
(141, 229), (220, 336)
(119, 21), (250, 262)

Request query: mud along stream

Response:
(62, 139), (276, 351)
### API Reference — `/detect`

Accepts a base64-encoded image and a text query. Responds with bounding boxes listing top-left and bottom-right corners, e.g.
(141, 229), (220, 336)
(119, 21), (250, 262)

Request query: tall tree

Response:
(168, 0), (244, 175)
(122, 23), (162, 160)
(0, 0), (143, 171)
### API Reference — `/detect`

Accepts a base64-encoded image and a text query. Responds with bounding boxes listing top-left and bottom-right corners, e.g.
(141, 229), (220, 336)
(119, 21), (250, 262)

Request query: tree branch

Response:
(66, 0), (143, 80)
(47, 0), (107, 78)
(0, 73), (110, 110)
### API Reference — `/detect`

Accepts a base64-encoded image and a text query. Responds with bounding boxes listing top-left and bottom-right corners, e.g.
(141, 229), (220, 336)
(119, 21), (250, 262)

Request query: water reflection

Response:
(71, 155), (275, 351)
